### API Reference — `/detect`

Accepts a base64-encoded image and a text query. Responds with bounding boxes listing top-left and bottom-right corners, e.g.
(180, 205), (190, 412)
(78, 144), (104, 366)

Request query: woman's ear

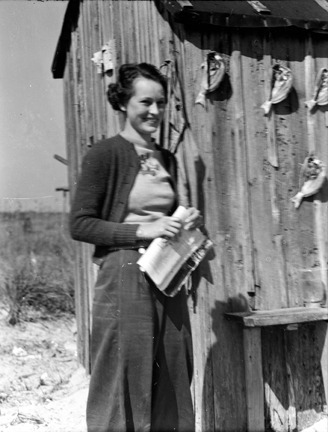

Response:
(119, 104), (127, 112)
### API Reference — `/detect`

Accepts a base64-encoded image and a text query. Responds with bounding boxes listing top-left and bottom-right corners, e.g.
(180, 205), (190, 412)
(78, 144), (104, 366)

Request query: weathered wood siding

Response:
(63, 1), (328, 430)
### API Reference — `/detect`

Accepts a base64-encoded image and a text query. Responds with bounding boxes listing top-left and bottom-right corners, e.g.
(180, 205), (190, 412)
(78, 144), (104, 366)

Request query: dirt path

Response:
(0, 309), (89, 431)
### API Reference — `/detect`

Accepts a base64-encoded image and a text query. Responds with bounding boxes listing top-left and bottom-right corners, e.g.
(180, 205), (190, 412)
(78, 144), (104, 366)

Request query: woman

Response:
(70, 63), (200, 432)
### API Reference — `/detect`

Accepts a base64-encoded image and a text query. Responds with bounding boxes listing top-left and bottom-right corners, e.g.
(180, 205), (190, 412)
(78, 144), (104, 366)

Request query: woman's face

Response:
(122, 77), (166, 139)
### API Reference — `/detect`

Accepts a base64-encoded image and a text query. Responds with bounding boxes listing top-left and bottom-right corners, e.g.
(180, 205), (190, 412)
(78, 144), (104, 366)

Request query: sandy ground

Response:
(0, 309), (89, 432)
(1, 307), (327, 432)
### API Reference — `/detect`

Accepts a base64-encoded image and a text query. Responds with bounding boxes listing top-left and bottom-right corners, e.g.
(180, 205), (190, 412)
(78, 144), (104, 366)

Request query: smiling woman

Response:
(70, 63), (202, 432)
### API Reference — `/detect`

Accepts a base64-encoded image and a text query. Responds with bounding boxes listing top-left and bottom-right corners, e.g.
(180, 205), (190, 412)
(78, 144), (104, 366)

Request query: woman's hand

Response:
(136, 217), (183, 240)
(184, 207), (203, 231)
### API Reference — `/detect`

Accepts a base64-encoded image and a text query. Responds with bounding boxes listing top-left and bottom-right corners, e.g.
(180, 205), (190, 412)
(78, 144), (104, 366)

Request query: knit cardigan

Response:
(70, 134), (178, 259)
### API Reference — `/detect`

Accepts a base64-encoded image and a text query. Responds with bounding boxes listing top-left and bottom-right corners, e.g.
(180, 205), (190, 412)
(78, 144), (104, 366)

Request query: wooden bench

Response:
(225, 307), (328, 432)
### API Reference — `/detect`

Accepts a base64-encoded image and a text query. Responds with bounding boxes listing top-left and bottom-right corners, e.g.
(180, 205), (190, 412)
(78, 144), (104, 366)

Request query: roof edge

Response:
(161, 0), (328, 31)
(51, 0), (81, 79)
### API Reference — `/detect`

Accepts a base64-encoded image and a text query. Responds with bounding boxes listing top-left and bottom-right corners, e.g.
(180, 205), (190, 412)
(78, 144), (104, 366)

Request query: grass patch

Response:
(0, 212), (75, 323)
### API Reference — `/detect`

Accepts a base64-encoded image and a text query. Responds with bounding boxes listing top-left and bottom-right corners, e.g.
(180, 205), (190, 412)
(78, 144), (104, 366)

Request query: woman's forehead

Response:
(132, 77), (165, 98)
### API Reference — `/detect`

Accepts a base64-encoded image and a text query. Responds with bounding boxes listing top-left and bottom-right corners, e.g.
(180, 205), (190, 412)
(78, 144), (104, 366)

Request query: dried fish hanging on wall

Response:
(305, 68), (328, 126)
(291, 154), (326, 209)
(261, 63), (293, 115)
(195, 51), (225, 107)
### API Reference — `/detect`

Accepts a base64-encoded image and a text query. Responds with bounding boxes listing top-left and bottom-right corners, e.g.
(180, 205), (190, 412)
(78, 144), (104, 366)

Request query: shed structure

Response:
(53, 1), (328, 430)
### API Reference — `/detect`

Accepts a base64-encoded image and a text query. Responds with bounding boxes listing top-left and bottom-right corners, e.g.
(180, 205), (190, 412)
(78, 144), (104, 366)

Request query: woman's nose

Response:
(149, 103), (159, 115)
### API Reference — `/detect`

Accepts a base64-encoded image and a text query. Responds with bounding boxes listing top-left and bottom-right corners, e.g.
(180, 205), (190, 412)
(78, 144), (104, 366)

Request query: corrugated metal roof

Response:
(162, 0), (328, 30)
(52, 0), (328, 79)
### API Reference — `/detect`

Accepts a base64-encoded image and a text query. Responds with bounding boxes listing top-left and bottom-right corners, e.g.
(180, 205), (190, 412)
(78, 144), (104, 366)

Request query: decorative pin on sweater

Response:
(261, 64), (293, 115)
(195, 51), (225, 107)
(291, 154), (326, 209)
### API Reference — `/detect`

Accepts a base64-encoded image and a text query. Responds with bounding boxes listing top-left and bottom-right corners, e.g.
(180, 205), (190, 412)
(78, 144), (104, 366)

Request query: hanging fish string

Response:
(195, 51), (225, 107)
(291, 154), (326, 209)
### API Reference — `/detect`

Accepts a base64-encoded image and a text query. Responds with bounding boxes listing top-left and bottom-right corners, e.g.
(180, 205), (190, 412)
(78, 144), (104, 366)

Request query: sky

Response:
(0, 0), (68, 212)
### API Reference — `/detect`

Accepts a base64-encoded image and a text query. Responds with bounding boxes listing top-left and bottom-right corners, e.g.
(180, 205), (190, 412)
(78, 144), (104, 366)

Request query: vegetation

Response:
(0, 212), (75, 323)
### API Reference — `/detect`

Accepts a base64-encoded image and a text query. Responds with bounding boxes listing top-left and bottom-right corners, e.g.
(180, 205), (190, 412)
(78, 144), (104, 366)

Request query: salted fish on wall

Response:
(305, 68), (328, 111)
(291, 155), (326, 209)
(261, 64), (293, 115)
(195, 51), (225, 107)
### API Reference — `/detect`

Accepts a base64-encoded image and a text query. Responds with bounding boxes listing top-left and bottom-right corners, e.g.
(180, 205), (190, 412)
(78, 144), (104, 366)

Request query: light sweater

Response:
(123, 142), (175, 224)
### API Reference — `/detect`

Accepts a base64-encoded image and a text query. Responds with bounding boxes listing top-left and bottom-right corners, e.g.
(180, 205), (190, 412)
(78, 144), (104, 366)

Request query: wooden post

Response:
(243, 328), (265, 432)
(55, 187), (69, 227)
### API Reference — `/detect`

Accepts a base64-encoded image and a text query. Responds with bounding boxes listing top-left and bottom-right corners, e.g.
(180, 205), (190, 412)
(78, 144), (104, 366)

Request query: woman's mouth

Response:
(145, 118), (158, 125)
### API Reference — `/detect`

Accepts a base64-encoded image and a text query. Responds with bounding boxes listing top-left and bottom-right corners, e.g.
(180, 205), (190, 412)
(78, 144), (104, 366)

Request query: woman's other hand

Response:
(184, 207), (203, 231)
(137, 217), (182, 240)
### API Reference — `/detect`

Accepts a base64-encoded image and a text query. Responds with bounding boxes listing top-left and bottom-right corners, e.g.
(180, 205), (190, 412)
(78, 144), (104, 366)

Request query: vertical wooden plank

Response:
(95, 0), (109, 139)
(100, 0), (121, 137)
(77, 1), (89, 155)
(117, 1), (127, 63)
(305, 36), (316, 155)
(137, 1), (146, 62)
(71, 26), (92, 371)
(193, 282), (215, 432)
(111, 0), (125, 132)
(284, 329), (297, 431)
(93, 0), (106, 140)
(243, 328), (265, 432)
(231, 33), (256, 300)
(262, 36), (289, 310)
(262, 38), (278, 170)
(149, 0), (161, 67)
(64, 44), (86, 368)
(147, 0), (159, 66)
(121, 0), (135, 62)
(63, 68), (87, 366)
(83, 0), (96, 146)
(87, 0), (98, 141)
(241, 29), (287, 310)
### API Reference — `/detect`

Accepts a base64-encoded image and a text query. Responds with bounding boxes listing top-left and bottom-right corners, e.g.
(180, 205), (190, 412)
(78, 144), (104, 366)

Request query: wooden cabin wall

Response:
(63, 1), (328, 430)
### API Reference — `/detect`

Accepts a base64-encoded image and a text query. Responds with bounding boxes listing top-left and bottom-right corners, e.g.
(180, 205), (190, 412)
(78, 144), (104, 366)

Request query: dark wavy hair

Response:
(107, 63), (168, 111)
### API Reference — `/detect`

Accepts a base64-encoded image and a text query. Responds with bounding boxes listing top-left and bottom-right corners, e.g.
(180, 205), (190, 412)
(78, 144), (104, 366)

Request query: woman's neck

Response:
(120, 127), (153, 148)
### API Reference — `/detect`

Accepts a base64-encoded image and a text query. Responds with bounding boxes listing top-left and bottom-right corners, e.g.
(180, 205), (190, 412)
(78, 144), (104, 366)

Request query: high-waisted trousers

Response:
(86, 249), (195, 432)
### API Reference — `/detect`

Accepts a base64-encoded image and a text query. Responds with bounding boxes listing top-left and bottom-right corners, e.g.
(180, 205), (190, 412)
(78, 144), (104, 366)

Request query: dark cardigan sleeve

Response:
(69, 144), (139, 247)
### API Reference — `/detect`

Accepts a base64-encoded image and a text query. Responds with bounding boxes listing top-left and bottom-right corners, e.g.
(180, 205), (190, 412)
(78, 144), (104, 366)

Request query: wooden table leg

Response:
(243, 328), (265, 432)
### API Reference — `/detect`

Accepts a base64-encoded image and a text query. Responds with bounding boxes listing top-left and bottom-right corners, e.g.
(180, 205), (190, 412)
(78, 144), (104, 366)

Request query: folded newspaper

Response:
(137, 206), (213, 297)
